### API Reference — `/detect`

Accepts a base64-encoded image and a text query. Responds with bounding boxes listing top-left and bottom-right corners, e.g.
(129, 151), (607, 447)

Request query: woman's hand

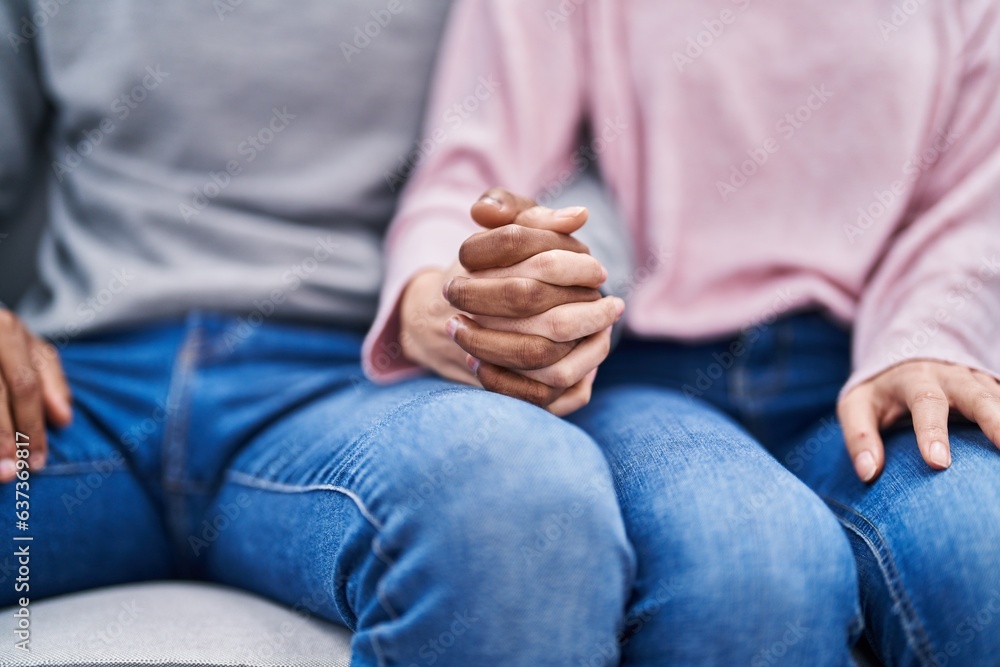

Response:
(398, 189), (623, 415)
(0, 310), (73, 483)
(838, 359), (1000, 482)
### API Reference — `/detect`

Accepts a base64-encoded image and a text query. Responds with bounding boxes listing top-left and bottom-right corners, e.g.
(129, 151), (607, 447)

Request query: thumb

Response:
(471, 189), (591, 235)
(471, 188), (538, 229)
(837, 386), (885, 483)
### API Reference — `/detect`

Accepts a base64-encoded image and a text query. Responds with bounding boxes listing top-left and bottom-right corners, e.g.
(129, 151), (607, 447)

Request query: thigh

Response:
(1, 335), (177, 606)
(787, 417), (1000, 667)
(202, 377), (633, 667)
(570, 385), (860, 667)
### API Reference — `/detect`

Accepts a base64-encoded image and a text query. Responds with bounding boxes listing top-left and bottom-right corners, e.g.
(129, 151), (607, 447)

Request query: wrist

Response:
(399, 269), (451, 367)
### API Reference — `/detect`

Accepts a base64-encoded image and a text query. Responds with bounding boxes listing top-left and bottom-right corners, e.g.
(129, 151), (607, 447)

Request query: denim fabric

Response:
(1, 313), (633, 666)
(4, 311), (995, 666)
(585, 312), (1000, 667)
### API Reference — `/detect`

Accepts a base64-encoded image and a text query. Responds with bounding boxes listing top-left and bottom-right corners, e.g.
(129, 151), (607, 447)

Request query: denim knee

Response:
(364, 388), (633, 664)
(388, 388), (630, 572)
(847, 428), (1000, 666)
(633, 467), (859, 665)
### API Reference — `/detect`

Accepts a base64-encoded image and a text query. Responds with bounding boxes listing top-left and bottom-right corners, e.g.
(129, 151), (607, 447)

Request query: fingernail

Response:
(466, 356), (481, 374)
(853, 451), (878, 482)
(445, 317), (461, 340)
(0, 459), (15, 480)
(555, 206), (586, 219)
(613, 297), (626, 320)
(479, 196), (503, 210)
(599, 266), (608, 283)
(29, 456), (45, 471)
(442, 278), (453, 301)
(929, 441), (951, 469)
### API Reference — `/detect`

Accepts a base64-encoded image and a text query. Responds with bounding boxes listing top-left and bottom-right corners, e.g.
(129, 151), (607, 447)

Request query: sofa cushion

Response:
(0, 582), (352, 666)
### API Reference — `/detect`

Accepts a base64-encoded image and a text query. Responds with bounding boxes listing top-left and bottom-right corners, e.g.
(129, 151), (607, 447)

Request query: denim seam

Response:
(225, 471), (384, 531)
(36, 460), (128, 475)
(160, 323), (201, 571)
(227, 384), (476, 667)
(823, 496), (936, 666)
(330, 386), (476, 488)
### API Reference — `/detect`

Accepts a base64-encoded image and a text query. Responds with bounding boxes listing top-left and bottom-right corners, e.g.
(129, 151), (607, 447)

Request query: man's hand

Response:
(399, 189), (623, 415)
(838, 359), (1000, 482)
(0, 310), (72, 483)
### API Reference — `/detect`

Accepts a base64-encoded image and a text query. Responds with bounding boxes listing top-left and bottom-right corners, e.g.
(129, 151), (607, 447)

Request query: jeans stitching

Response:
(160, 321), (202, 573)
(329, 386), (478, 487)
(824, 496), (937, 666)
(224, 385), (478, 667)
(35, 460), (128, 475)
(225, 471), (384, 531)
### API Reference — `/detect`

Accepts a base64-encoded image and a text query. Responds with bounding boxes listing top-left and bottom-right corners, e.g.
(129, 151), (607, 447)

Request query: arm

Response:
(838, 0), (1000, 481)
(363, 0), (622, 412)
(0, 2), (72, 482)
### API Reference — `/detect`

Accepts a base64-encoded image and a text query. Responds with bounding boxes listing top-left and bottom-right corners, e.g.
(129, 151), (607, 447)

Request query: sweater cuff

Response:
(841, 336), (1000, 400)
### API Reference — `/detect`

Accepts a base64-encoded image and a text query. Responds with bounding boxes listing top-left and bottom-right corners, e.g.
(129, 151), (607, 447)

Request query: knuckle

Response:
(547, 315), (573, 342)
(523, 383), (550, 407)
(446, 278), (469, 307)
(496, 225), (526, 259)
(549, 364), (576, 389)
(10, 372), (39, 398)
(0, 310), (18, 330)
(917, 423), (947, 437)
(976, 391), (1000, 405)
(502, 279), (540, 315)
(911, 390), (947, 406)
(515, 338), (551, 369)
(534, 251), (558, 276)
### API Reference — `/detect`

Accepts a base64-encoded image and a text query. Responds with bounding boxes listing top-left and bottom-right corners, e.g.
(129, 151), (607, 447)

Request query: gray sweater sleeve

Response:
(0, 1), (49, 311)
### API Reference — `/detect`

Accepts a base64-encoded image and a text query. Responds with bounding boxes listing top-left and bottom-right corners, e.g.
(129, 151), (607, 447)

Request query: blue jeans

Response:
(578, 312), (1000, 666)
(3, 312), (996, 665)
(1, 312), (632, 666)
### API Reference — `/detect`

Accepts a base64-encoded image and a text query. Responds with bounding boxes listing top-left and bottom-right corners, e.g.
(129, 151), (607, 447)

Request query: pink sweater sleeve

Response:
(843, 2), (1000, 397)
(362, 0), (586, 382)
